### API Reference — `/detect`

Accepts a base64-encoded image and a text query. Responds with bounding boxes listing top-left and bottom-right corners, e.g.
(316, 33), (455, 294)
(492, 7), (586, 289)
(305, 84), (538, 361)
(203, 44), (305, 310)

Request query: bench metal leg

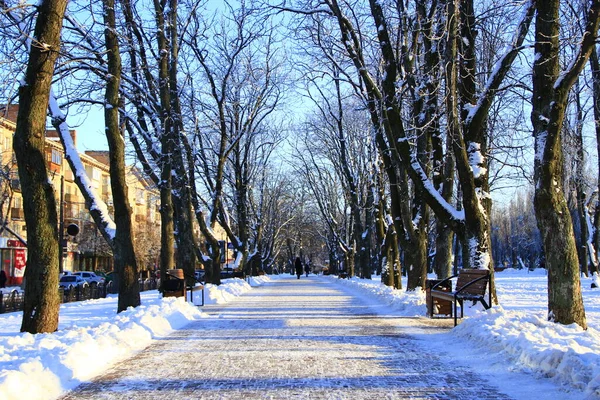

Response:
(454, 300), (458, 326)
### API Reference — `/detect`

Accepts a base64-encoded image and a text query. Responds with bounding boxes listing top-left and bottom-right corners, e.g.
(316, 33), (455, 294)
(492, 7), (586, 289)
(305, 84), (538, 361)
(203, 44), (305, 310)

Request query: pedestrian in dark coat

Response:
(0, 270), (7, 288)
(304, 263), (310, 277)
(295, 257), (302, 279)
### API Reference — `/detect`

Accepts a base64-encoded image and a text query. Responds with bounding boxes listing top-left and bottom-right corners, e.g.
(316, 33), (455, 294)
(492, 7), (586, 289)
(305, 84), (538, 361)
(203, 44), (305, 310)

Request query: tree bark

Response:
(588, 46), (600, 275)
(168, 0), (198, 287)
(153, 0), (176, 288)
(103, 0), (141, 312)
(572, 80), (589, 277)
(15, 0), (69, 334)
(531, 0), (600, 329)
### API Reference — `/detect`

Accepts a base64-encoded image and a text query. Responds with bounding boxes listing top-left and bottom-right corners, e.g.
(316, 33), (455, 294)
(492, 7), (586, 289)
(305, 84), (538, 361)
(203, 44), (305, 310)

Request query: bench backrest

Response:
(455, 269), (489, 295)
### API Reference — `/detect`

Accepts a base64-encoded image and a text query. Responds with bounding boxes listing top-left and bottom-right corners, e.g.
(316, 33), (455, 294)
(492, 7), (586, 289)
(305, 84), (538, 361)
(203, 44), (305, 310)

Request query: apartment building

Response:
(0, 105), (160, 285)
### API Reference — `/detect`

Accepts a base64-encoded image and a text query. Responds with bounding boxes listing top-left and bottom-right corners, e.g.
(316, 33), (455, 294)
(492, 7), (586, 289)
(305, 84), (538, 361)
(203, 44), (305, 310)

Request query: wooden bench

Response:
(428, 269), (492, 326)
(163, 270), (186, 298)
(187, 284), (205, 306)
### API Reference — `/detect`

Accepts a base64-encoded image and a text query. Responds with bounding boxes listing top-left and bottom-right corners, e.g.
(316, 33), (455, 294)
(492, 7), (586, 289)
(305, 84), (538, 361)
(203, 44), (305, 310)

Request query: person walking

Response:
(304, 263), (310, 277)
(295, 257), (302, 279)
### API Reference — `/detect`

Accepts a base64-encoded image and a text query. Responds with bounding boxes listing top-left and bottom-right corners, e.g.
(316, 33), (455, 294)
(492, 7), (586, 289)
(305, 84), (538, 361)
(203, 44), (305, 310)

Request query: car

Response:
(102, 271), (115, 284)
(59, 275), (88, 291)
(73, 271), (105, 285)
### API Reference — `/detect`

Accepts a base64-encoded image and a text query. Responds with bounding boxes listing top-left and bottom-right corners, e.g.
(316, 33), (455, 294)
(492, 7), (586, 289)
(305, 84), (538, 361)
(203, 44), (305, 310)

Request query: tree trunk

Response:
(572, 80), (589, 277)
(153, 0), (175, 289)
(103, 0), (141, 312)
(166, 0), (198, 287)
(531, 0), (600, 329)
(588, 46), (600, 275)
(15, 0), (68, 334)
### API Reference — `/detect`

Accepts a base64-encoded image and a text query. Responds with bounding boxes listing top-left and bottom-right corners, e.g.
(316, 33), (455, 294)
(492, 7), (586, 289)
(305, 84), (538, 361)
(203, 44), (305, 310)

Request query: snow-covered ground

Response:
(0, 269), (598, 399)
(0, 277), (269, 400)
(333, 268), (600, 399)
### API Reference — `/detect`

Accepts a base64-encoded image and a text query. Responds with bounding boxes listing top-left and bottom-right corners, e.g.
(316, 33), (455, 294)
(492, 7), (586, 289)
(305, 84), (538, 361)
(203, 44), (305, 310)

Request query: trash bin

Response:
(163, 269), (186, 298)
(426, 279), (452, 316)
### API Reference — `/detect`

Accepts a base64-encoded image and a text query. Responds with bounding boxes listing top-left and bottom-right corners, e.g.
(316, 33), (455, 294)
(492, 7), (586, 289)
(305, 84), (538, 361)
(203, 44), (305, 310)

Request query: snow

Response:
(48, 93), (117, 239)
(468, 141), (487, 179)
(1, 271), (599, 399)
(333, 268), (600, 398)
(0, 277), (269, 400)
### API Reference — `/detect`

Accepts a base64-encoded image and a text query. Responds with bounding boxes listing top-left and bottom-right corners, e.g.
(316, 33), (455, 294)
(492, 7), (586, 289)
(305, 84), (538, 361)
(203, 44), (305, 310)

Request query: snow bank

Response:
(204, 277), (261, 304)
(453, 309), (600, 397)
(332, 276), (426, 316)
(329, 271), (600, 397)
(0, 295), (200, 400)
(0, 276), (269, 400)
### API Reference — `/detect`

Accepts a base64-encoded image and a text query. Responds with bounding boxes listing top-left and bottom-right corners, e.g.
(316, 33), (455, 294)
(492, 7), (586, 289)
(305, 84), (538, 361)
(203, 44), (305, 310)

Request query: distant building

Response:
(0, 105), (160, 285)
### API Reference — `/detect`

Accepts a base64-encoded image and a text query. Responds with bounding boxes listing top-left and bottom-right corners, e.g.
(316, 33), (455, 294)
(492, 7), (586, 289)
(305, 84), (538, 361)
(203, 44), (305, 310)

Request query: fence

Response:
(0, 278), (159, 314)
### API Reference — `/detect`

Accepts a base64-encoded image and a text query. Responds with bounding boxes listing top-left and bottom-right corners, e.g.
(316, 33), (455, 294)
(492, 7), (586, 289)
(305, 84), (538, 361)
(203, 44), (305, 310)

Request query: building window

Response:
(135, 189), (145, 205)
(51, 148), (62, 165)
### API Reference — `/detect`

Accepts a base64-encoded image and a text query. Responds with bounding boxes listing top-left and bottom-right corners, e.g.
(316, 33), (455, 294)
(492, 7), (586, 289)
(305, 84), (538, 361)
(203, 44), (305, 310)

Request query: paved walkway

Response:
(59, 276), (511, 399)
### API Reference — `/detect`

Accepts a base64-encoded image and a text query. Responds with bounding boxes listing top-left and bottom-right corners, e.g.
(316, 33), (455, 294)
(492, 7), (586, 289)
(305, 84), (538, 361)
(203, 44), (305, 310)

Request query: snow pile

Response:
(0, 276), (269, 400)
(332, 276), (425, 316)
(204, 277), (262, 304)
(0, 295), (200, 400)
(331, 270), (600, 398)
(453, 309), (600, 397)
(247, 275), (271, 287)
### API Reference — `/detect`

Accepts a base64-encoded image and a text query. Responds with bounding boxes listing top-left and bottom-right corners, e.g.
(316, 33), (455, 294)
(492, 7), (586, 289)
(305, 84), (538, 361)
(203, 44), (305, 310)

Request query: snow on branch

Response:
(465, 0), (535, 126)
(554, 2), (600, 93)
(48, 93), (117, 242)
(4, 1), (116, 243)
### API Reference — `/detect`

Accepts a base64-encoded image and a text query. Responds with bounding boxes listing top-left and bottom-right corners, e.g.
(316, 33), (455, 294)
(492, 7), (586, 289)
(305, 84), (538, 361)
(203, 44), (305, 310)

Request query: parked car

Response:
(101, 271), (115, 284)
(59, 275), (88, 292)
(73, 271), (105, 285)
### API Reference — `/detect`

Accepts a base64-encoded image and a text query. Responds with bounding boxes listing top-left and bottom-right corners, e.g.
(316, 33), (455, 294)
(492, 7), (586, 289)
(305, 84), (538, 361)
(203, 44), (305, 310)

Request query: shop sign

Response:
(14, 249), (26, 277)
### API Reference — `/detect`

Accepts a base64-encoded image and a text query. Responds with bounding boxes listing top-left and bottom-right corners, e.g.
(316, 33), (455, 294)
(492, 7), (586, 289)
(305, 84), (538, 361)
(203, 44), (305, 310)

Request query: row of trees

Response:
(2, 0), (600, 333)
(275, 0), (600, 330)
(0, 0), (306, 333)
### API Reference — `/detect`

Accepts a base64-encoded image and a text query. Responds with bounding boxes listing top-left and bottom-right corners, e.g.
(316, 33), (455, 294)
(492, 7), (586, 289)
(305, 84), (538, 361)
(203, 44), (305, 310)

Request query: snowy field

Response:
(0, 269), (599, 399)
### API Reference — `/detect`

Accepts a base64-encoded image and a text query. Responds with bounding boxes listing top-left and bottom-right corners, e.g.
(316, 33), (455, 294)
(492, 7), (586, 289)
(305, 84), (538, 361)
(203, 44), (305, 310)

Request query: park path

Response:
(59, 275), (510, 399)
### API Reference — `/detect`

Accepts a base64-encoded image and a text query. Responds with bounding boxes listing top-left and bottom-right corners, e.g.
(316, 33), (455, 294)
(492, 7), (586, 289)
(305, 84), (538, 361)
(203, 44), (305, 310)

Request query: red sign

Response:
(14, 249), (26, 277)
(7, 240), (25, 248)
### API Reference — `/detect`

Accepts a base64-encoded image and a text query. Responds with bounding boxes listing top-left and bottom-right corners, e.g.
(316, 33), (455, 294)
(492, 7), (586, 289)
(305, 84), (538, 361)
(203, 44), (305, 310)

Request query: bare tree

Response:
(531, 0), (600, 329)
(183, 2), (285, 282)
(100, 0), (141, 312)
(4, 0), (69, 333)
